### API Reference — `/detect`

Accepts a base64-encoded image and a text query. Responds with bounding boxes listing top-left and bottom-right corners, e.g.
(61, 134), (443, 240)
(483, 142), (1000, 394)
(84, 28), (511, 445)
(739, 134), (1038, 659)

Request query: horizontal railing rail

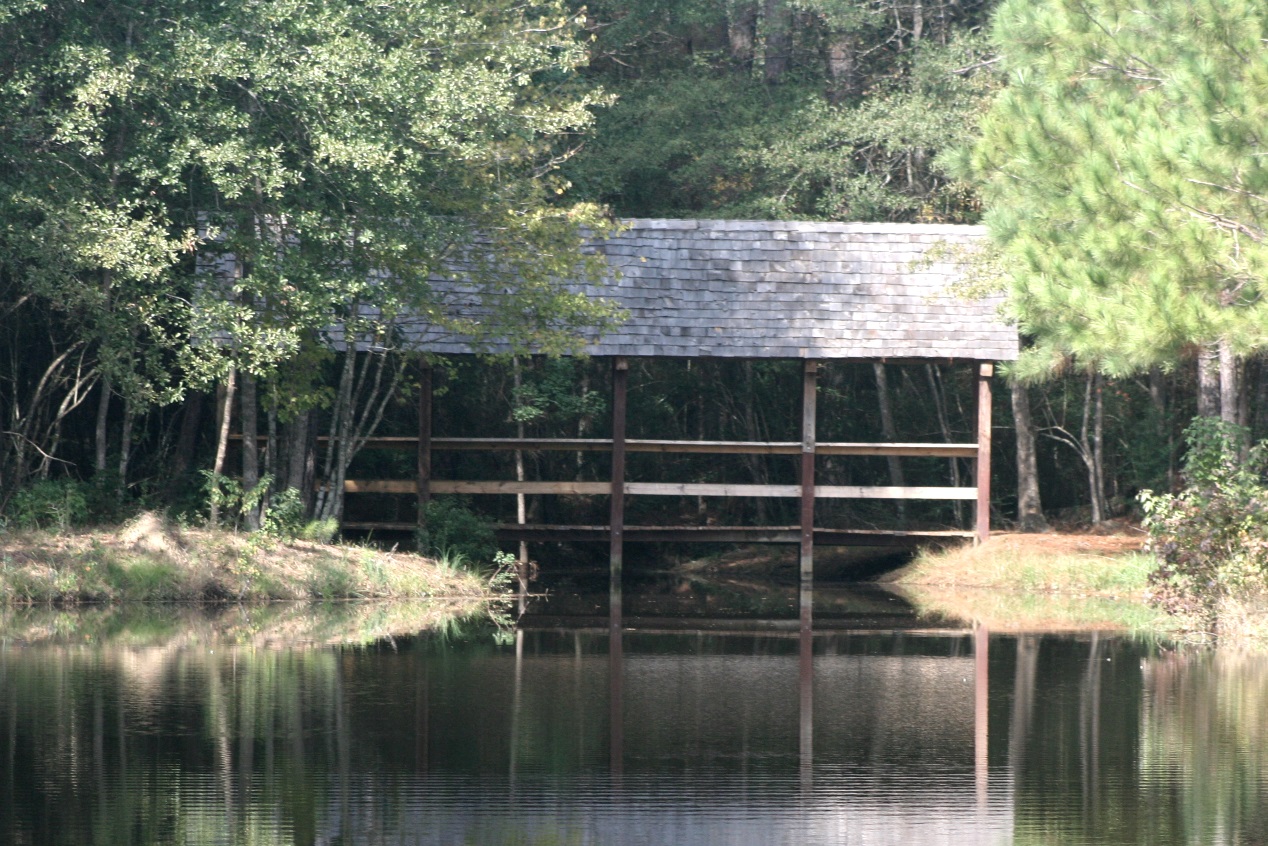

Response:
(343, 478), (977, 500)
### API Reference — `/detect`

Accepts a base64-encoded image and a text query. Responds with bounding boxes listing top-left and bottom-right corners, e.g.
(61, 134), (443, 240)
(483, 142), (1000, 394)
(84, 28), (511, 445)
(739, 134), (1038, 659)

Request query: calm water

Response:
(2, 584), (1267, 845)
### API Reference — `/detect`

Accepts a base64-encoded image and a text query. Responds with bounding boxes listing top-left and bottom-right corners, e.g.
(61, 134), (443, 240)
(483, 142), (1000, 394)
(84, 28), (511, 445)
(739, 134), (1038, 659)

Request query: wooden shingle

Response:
(401, 219), (1018, 361)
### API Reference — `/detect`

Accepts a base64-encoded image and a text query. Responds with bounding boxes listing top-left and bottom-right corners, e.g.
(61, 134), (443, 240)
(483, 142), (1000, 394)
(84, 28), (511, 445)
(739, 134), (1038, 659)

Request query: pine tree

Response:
(969, 0), (1268, 404)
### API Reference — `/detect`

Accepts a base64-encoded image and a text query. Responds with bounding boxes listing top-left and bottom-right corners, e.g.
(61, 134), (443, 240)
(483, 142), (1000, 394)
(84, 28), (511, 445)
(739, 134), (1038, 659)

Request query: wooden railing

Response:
(336, 359), (995, 571)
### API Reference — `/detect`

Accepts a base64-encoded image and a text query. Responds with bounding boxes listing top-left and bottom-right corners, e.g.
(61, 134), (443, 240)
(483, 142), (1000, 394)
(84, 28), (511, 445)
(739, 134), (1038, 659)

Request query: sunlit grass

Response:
(891, 535), (1178, 635)
(0, 512), (497, 604)
(897, 538), (1155, 595)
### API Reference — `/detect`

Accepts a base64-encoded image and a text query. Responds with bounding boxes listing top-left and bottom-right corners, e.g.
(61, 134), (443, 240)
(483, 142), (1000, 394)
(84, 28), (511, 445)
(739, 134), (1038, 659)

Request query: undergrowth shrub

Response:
(261, 487), (337, 543)
(1140, 418), (1268, 627)
(416, 498), (499, 568)
(9, 479), (90, 531)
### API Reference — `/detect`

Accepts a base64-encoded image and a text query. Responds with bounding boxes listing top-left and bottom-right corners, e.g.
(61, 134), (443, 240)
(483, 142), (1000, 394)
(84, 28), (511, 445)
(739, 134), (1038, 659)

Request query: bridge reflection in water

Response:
(500, 575), (1011, 845)
(3, 588), (1082, 846)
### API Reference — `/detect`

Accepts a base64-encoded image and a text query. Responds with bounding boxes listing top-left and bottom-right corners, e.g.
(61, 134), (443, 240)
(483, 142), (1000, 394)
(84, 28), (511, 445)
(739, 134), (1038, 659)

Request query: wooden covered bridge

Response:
(343, 219), (1018, 583)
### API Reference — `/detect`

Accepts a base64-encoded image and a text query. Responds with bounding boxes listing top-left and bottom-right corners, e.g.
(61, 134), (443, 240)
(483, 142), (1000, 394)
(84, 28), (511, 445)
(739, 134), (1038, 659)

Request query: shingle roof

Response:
(406, 219), (1018, 360)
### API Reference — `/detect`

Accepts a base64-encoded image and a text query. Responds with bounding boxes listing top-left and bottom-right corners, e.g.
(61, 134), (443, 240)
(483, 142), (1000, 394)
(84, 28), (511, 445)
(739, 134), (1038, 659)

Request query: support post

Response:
(976, 362), (993, 545)
(800, 360), (818, 584)
(416, 360), (433, 527)
(609, 357), (629, 618)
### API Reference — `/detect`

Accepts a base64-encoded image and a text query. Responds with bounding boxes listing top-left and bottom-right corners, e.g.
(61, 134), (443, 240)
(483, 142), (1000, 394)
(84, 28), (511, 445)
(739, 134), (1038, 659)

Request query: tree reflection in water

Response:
(3, 600), (1267, 845)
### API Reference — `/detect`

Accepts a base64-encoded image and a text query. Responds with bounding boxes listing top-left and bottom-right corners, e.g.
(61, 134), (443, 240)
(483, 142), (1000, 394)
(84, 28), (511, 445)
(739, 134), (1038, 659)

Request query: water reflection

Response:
(4, 589), (1268, 845)
(1140, 651), (1268, 845)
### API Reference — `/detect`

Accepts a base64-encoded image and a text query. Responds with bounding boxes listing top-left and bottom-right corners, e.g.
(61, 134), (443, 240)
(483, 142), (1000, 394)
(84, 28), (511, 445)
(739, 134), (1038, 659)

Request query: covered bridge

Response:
(350, 219), (1018, 584)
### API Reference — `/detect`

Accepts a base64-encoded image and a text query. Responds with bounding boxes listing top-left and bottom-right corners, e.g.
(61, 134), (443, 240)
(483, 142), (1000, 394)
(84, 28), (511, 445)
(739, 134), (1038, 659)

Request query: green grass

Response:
(890, 537), (1177, 636)
(897, 543), (1155, 595)
(0, 512), (497, 605)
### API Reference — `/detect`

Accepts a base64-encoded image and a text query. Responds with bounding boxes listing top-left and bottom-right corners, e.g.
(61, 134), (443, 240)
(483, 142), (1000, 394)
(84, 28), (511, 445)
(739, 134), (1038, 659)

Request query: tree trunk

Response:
(1197, 345), (1220, 418)
(1147, 366), (1175, 491)
(1092, 374), (1106, 515)
(763, 0), (791, 84)
(1079, 372), (1106, 524)
(265, 383), (278, 484)
(924, 364), (962, 525)
(1011, 381), (1048, 532)
(210, 368), (237, 525)
(1253, 355), (1268, 441)
(315, 347), (404, 524)
(696, 362), (707, 522)
(1218, 339), (1241, 426)
(728, 2), (758, 71)
(240, 372), (260, 530)
(576, 369), (590, 479)
(825, 31), (856, 104)
(742, 361), (769, 525)
(873, 362), (905, 520)
(94, 376), (111, 473)
(285, 409), (315, 513)
(117, 395), (134, 490)
(513, 356), (529, 568)
(315, 351), (358, 523)
(170, 390), (204, 481)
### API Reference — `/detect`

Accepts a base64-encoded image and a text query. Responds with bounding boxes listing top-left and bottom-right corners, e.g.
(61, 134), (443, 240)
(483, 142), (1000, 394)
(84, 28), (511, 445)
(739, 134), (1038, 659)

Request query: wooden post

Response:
(976, 362), (993, 544)
(416, 360), (433, 527)
(609, 357), (629, 614)
(800, 360), (818, 584)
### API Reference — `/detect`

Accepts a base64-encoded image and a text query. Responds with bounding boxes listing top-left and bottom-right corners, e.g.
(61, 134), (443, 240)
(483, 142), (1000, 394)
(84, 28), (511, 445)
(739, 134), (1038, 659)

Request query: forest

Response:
(2, 0), (1266, 549)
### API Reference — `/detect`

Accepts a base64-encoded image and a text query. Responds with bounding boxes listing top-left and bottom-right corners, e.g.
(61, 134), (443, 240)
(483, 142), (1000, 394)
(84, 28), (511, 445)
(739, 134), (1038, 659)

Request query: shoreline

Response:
(889, 532), (1184, 638)
(0, 512), (496, 605)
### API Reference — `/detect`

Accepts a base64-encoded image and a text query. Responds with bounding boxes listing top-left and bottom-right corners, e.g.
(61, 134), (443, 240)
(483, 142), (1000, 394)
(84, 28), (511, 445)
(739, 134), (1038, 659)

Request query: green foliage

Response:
(416, 498), (501, 569)
(0, 0), (621, 453)
(81, 470), (137, 526)
(258, 486), (337, 543)
(969, 0), (1268, 378)
(9, 480), (90, 531)
(1141, 419), (1268, 626)
(110, 560), (182, 602)
(511, 359), (607, 425)
(200, 470), (249, 529)
(565, 1), (999, 222)
(260, 487), (305, 537)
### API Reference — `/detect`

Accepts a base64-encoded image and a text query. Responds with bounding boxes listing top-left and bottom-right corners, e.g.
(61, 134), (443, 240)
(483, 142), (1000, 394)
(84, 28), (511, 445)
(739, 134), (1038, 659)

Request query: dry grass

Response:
(0, 512), (495, 604)
(889, 531), (1177, 635)
(892, 532), (1154, 594)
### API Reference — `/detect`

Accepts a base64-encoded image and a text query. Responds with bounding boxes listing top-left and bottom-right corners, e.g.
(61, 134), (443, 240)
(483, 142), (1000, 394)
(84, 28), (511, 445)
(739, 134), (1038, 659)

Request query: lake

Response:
(1, 580), (1264, 845)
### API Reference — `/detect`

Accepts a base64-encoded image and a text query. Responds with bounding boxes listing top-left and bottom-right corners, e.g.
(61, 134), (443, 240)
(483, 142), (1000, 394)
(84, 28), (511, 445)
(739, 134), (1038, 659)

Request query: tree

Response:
(968, 0), (1268, 419)
(0, 0), (620, 517)
(565, 0), (1000, 222)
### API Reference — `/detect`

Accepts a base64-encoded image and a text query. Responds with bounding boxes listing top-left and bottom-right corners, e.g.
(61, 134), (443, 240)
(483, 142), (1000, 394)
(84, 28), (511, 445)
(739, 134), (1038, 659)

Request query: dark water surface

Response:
(2, 583), (1267, 845)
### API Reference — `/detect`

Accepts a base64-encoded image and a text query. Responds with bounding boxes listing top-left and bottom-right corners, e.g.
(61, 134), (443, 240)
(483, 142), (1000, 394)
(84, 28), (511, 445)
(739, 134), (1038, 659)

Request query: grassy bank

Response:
(889, 532), (1179, 635)
(0, 512), (497, 604)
